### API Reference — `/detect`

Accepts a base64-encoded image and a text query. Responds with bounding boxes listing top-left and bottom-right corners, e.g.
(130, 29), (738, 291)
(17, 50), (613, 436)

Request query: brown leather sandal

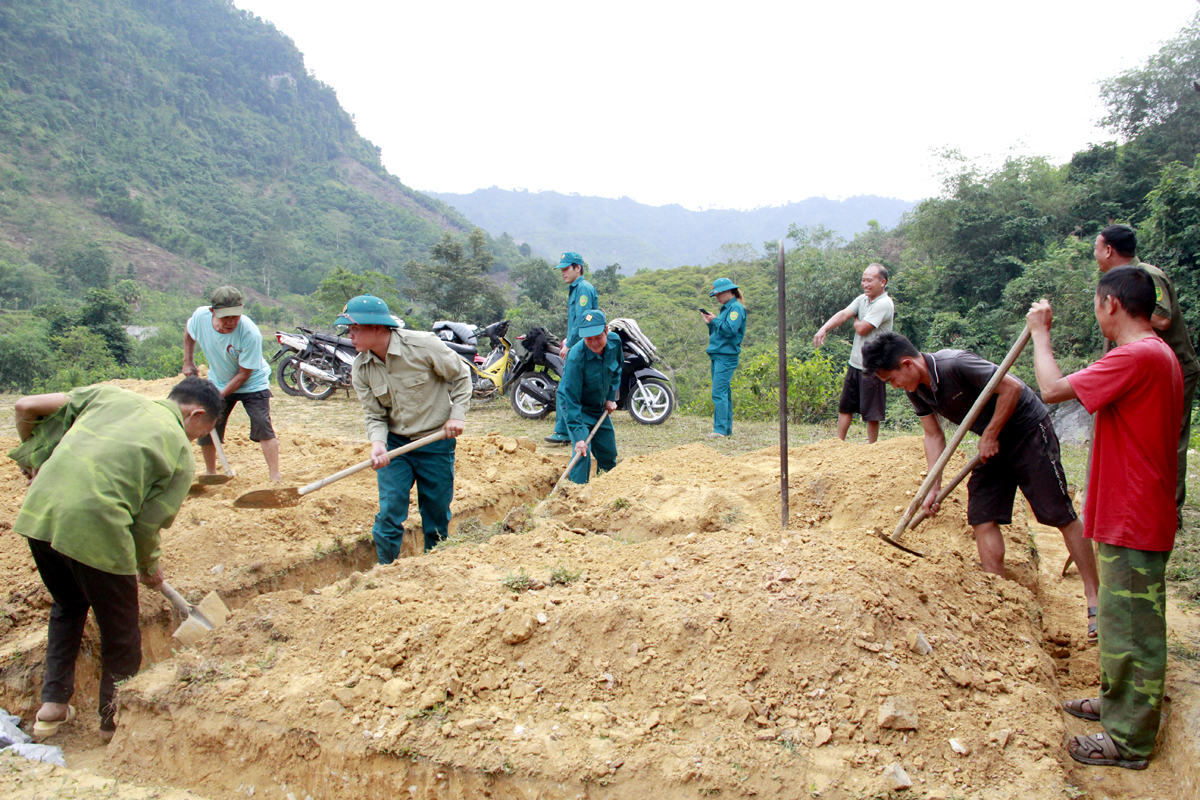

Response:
(1063, 697), (1101, 721)
(1067, 732), (1148, 770)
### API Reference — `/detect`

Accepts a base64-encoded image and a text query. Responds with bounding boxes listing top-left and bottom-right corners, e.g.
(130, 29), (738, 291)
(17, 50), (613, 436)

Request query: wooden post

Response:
(778, 238), (788, 530)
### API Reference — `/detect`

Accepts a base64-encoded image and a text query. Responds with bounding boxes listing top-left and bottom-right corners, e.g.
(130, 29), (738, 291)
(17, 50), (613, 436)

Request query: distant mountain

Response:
(425, 188), (915, 271)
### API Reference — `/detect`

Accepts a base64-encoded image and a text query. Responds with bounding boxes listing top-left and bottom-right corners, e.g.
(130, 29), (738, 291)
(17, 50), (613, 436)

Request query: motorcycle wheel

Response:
(276, 355), (304, 397)
(628, 378), (674, 425)
(298, 356), (339, 400)
(511, 374), (555, 420)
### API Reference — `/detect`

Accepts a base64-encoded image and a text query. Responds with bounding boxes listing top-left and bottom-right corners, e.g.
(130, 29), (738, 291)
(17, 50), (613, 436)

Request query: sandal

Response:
(1087, 606), (1098, 643)
(31, 704), (77, 741)
(1063, 697), (1101, 721)
(1067, 732), (1148, 770)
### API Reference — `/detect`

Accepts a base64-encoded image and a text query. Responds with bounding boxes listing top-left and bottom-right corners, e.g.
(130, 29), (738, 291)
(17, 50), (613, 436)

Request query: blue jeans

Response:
(373, 432), (456, 562)
(710, 355), (739, 436)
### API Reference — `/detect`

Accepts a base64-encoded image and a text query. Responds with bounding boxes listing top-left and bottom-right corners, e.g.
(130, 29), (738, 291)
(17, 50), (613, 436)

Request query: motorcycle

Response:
(512, 323), (674, 425)
(433, 319), (513, 400)
(272, 315), (405, 400)
(508, 326), (564, 420)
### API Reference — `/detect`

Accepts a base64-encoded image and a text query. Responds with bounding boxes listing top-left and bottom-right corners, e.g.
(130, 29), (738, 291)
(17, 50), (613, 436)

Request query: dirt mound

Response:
(110, 436), (1082, 798)
(0, 379), (561, 719)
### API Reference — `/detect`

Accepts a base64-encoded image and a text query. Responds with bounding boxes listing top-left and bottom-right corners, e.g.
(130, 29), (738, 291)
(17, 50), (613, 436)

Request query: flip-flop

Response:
(1063, 697), (1101, 721)
(32, 704), (77, 740)
(1067, 732), (1148, 770)
(1087, 606), (1098, 643)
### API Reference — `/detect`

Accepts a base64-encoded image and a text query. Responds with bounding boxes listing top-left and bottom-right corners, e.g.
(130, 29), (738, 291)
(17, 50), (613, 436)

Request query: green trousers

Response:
(568, 412), (617, 484)
(1097, 542), (1171, 759)
(374, 432), (456, 562)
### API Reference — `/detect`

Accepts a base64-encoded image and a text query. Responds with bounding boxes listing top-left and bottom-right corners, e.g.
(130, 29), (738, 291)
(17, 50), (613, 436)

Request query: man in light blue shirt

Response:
(183, 286), (281, 481)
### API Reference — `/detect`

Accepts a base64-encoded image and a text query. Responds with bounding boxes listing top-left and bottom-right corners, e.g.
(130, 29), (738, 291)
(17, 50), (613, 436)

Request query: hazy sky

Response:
(235, 0), (1198, 211)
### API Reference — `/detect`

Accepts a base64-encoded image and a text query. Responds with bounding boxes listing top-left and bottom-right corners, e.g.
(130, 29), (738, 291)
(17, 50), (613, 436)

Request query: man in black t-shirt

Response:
(863, 332), (1100, 638)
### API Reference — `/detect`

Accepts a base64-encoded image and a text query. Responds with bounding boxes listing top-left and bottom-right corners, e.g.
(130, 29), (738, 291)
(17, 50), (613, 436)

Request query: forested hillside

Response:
(0, 0), (526, 390)
(426, 188), (913, 272)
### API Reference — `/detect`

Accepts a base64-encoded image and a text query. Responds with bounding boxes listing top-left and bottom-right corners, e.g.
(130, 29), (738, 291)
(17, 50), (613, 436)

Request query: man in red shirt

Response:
(1028, 265), (1182, 770)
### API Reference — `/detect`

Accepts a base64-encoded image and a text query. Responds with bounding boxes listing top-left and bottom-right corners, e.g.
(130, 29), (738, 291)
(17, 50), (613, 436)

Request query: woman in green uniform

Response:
(700, 278), (746, 437)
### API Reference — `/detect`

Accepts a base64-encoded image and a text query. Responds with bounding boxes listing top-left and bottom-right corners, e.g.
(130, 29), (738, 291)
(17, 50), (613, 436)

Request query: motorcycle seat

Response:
(443, 341), (478, 357)
(314, 332), (355, 348)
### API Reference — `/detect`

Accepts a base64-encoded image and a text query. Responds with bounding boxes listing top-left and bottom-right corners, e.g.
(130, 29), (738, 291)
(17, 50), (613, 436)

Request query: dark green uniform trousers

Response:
(1097, 543), (1171, 759)
(373, 432), (456, 562)
(568, 412), (617, 484)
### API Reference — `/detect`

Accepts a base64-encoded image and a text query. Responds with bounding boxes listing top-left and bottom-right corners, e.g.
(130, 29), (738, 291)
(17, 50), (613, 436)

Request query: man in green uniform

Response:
(558, 310), (621, 484)
(336, 295), (472, 561)
(1094, 224), (1199, 527)
(10, 377), (222, 743)
(546, 251), (599, 445)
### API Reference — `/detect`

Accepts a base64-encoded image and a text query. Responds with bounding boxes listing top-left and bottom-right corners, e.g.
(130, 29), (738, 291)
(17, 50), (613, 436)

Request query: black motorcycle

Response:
(271, 326), (357, 400)
(512, 328), (674, 425)
(508, 326), (565, 420)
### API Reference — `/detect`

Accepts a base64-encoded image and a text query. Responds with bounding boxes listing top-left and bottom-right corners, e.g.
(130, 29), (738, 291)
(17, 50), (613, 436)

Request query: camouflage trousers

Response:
(1097, 543), (1171, 759)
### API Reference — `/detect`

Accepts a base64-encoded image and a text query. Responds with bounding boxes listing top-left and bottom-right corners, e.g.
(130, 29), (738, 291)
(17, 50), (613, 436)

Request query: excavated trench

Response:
(4, 435), (1199, 800)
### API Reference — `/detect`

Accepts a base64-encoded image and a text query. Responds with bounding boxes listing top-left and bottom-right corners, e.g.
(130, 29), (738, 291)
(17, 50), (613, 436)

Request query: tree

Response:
(593, 263), (624, 295)
(59, 244), (112, 290)
(404, 229), (506, 324)
(314, 266), (396, 316)
(509, 258), (559, 311)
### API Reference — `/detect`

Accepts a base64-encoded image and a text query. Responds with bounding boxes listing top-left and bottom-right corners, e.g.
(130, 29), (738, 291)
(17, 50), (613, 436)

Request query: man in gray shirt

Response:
(814, 263), (894, 443)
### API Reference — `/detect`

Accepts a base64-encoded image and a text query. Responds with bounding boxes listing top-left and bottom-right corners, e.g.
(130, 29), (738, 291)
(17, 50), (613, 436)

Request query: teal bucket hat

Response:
(557, 252), (586, 270)
(334, 295), (400, 327)
(709, 277), (739, 296)
(577, 309), (608, 338)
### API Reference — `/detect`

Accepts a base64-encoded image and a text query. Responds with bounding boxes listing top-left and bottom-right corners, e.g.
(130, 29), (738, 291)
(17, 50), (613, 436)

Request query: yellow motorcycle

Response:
(433, 319), (513, 400)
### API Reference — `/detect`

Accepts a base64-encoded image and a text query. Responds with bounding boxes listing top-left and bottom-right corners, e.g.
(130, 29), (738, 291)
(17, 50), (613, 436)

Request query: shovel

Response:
(876, 324), (1031, 556)
(233, 430), (448, 509)
(534, 411), (610, 516)
(158, 581), (230, 647)
(193, 429), (235, 487)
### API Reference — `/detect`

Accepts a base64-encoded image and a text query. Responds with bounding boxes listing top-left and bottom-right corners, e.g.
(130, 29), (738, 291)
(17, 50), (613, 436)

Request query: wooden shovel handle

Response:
(158, 582), (193, 618)
(906, 452), (983, 532)
(211, 428), (236, 477)
(547, 410), (611, 499)
(297, 430), (448, 498)
(892, 324), (1031, 540)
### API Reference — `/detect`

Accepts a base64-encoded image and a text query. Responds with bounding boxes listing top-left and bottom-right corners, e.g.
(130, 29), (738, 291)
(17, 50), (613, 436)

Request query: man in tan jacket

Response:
(335, 295), (471, 562)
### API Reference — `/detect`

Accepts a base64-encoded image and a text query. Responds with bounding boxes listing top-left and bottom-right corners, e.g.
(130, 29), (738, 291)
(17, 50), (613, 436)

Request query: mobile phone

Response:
(698, 307), (709, 314)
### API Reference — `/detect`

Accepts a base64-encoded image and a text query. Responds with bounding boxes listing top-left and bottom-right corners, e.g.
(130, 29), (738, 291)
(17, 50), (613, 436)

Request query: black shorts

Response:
(199, 389), (276, 445)
(838, 365), (887, 422)
(966, 417), (1076, 528)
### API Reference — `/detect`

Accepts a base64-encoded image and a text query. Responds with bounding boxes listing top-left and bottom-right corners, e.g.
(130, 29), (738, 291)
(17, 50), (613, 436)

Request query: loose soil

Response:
(2, 378), (1198, 799)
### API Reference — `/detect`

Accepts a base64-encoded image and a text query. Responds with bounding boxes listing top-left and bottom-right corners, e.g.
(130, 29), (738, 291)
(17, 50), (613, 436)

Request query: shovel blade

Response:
(233, 487), (302, 509)
(197, 474), (232, 485)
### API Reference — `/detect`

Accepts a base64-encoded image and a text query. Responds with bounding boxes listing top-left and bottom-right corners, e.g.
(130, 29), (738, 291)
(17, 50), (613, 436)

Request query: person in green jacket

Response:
(701, 278), (746, 438)
(10, 377), (222, 744)
(558, 310), (622, 483)
(546, 251), (600, 445)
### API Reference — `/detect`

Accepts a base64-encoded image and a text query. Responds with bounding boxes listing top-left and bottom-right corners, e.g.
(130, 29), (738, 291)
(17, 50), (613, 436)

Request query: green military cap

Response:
(578, 309), (608, 338)
(334, 295), (400, 328)
(210, 286), (245, 318)
(557, 252), (586, 270)
(709, 278), (739, 296)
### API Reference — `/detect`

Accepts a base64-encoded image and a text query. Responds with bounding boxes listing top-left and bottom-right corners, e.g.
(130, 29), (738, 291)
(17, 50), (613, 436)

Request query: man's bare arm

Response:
(1151, 313), (1171, 332)
(920, 414), (946, 515)
(182, 330), (199, 376)
(1027, 300), (1077, 404)
(15, 393), (69, 441)
(852, 319), (876, 336)
(977, 375), (1023, 460)
(813, 308), (856, 347)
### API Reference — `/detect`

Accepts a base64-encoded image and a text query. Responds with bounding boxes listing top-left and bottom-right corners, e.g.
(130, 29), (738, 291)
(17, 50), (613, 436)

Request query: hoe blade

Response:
(233, 487), (302, 509)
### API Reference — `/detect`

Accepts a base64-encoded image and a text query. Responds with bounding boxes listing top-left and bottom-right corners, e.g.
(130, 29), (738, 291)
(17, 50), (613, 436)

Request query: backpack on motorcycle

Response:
(608, 317), (660, 364)
(519, 326), (561, 362)
(432, 320), (478, 346)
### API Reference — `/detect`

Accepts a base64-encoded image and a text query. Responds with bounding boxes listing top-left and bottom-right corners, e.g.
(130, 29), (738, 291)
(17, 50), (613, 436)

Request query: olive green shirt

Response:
(1136, 258), (1200, 377)
(351, 328), (472, 442)
(12, 386), (194, 576)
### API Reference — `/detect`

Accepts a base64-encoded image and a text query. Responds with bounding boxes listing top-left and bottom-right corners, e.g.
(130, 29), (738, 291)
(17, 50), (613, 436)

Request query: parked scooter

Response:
(508, 326), (564, 420)
(512, 320), (674, 424)
(433, 319), (513, 400)
(272, 315), (405, 400)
